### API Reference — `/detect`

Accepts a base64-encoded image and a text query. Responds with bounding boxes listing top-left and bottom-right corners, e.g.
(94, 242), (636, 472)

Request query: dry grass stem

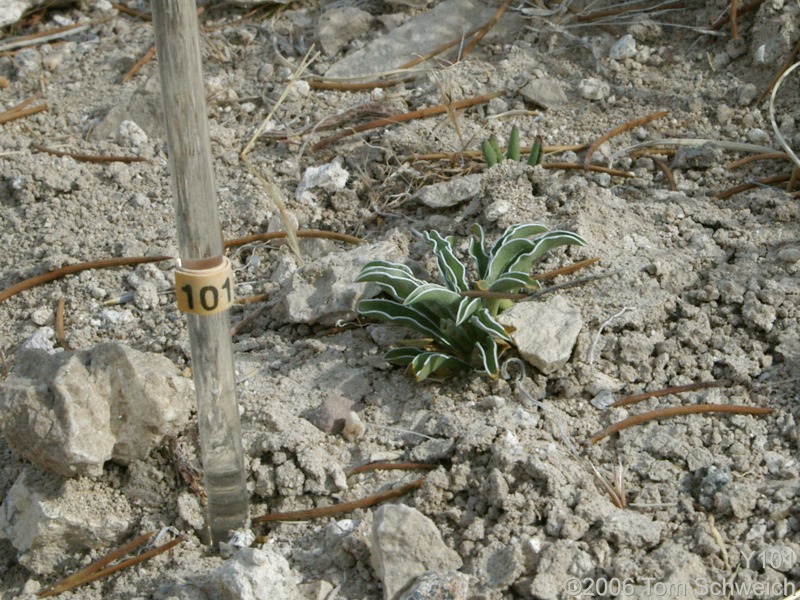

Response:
(311, 92), (502, 151)
(725, 152), (789, 169)
(38, 531), (186, 598)
(611, 381), (722, 408)
(653, 157), (677, 190)
(122, 45), (156, 83)
(0, 97), (48, 124)
(714, 173), (791, 200)
(32, 144), (149, 163)
(253, 477), (426, 524)
(590, 404), (773, 444)
(345, 462), (438, 476)
(584, 110), (669, 169)
(54, 297), (67, 349)
(459, 0), (514, 58)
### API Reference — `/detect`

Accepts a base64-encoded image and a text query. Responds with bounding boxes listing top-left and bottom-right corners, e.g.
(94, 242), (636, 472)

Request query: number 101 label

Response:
(174, 256), (235, 316)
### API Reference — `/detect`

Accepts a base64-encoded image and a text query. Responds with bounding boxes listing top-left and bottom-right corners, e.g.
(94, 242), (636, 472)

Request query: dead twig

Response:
(653, 157), (677, 190)
(32, 144), (149, 164)
(584, 110), (669, 169)
(710, 0), (765, 31)
(122, 45), (156, 83)
(253, 477), (426, 524)
(0, 97), (48, 125)
(714, 173), (791, 200)
(611, 381), (722, 408)
(311, 92), (502, 152)
(576, 0), (685, 23)
(38, 531), (186, 598)
(590, 404), (773, 444)
(0, 230), (362, 304)
(725, 152), (789, 169)
(459, 0), (513, 58)
(757, 35), (800, 104)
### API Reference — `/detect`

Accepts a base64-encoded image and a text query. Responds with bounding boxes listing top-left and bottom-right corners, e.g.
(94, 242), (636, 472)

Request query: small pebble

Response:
(578, 77), (610, 101)
(609, 34), (636, 60)
(747, 128), (770, 144)
(777, 247), (800, 264)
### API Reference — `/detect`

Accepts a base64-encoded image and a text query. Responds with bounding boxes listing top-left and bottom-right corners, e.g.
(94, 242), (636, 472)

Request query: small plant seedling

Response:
(356, 223), (587, 381)
(482, 125), (543, 167)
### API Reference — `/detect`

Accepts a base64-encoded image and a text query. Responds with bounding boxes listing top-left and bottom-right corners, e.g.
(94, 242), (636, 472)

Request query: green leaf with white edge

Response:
(508, 231), (588, 274)
(423, 230), (469, 292)
(468, 307), (513, 343)
(485, 237), (537, 283)
(358, 298), (455, 351)
(356, 262), (426, 301)
(473, 336), (500, 378)
(404, 282), (463, 309)
(384, 347), (425, 365)
(410, 352), (469, 381)
(468, 223), (490, 279)
(455, 296), (482, 326)
(490, 222), (550, 256)
(488, 271), (540, 293)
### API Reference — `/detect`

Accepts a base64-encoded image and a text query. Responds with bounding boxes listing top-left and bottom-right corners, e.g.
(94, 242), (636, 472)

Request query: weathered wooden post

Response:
(150, 0), (248, 545)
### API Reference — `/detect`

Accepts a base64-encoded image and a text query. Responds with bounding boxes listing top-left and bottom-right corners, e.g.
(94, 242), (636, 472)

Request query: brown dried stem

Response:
(122, 45), (156, 83)
(0, 97), (47, 124)
(611, 381), (722, 408)
(714, 173), (791, 200)
(253, 477), (426, 524)
(32, 144), (149, 164)
(0, 230), (362, 303)
(711, 0), (764, 31)
(757, 35), (800, 104)
(311, 92), (501, 152)
(590, 404), (772, 444)
(653, 157), (677, 190)
(38, 531), (186, 598)
(459, 0), (513, 58)
(725, 152), (789, 169)
(583, 110), (669, 169)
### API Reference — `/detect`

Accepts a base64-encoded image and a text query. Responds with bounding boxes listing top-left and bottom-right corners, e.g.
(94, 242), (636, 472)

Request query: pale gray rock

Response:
(519, 79), (569, 109)
(578, 77), (610, 101)
(397, 571), (469, 600)
(600, 509), (663, 548)
(609, 34), (637, 60)
(0, 468), (133, 575)
(0, 349), (115, 477)
(0, 0), (52, 28)
(317, 7), (374, 56)
(89, 343), (192, 464)
(201, 547), (303, 600)
(371, 504), (462, 600)
(498, 297), (582, 374)
(521, 540), (594, 600)
(0, 344), (192, 476)
(325, 0), (495, 78)
(278, 237), (407, 325)
(415, 174), (482, 208)
(296, 161), (349, 203)
(91, 75), (164, 142)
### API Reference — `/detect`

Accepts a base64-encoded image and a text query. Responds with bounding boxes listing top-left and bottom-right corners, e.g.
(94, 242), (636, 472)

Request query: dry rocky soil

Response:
(1, 0), (800, 598)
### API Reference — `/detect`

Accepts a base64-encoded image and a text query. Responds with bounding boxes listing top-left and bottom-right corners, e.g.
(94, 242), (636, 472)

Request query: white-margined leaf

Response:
(356, 261), (426, 301)
(358, 299), (456, 351)
(423, 230), (469, 292)
(490, 222), (549, 256)
(488, 271), (540, 293)
(508, 231), (587, 274)
(473, 336), (500, 378)
(468, 223), (490, 279)
(403, 282), (463, 316)
(455, 296), (482, 326)
(410, 352), (469, 381)
(468, 307), (513, 343)
(485, 237), (537, 283)
(384, 347), (425, 365)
